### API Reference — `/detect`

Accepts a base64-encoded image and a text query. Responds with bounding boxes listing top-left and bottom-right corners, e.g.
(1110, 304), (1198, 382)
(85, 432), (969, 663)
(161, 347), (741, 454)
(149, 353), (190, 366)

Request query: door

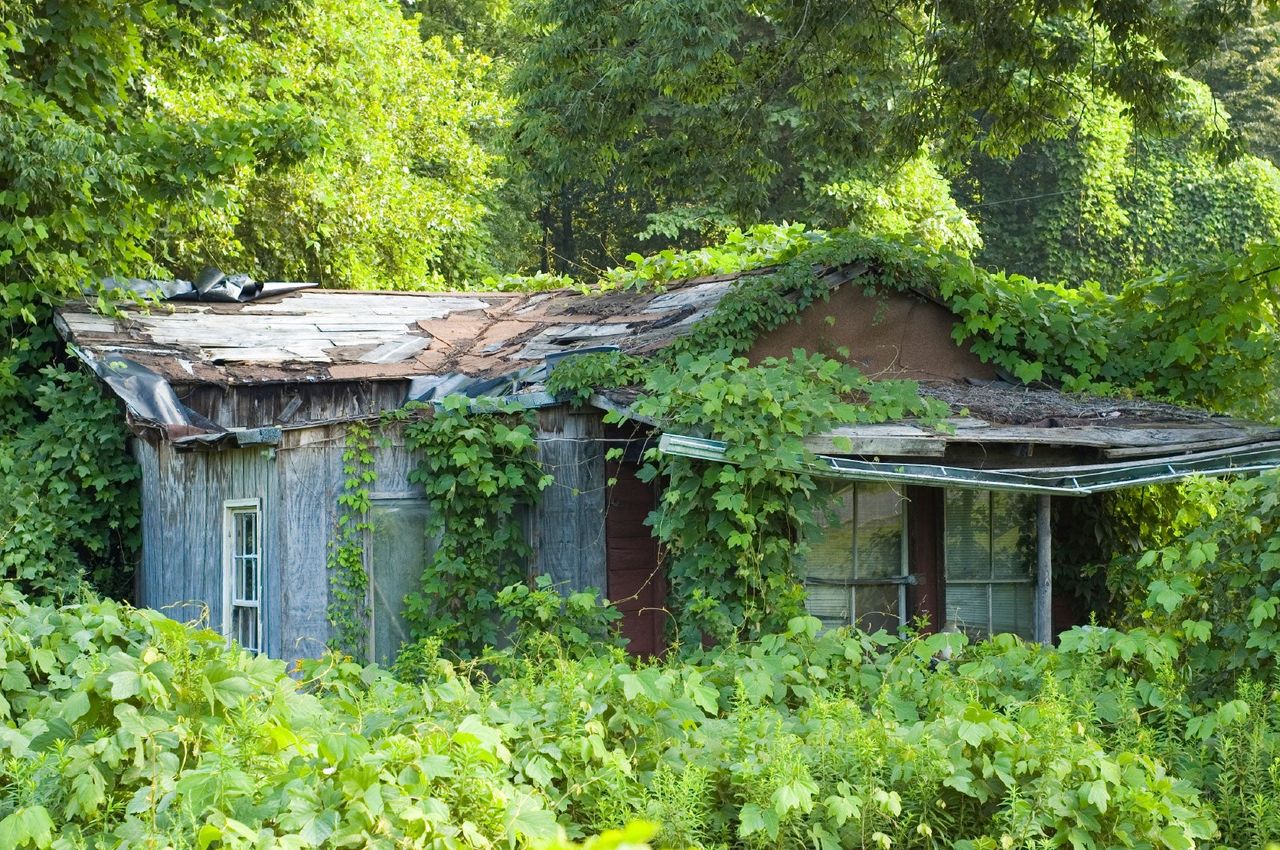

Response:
(604, 458), (666, 656)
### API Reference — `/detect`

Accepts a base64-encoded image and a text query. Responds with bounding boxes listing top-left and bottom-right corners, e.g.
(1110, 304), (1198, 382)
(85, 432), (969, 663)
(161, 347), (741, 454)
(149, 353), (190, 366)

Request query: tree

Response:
(963, 77), (1280, 284)
(507, 0), (1254, 272)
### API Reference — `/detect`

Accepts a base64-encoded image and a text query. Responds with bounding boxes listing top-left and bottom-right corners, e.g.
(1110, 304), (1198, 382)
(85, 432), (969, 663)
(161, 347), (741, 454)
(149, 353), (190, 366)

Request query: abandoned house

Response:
(55, 268), (1280, 663)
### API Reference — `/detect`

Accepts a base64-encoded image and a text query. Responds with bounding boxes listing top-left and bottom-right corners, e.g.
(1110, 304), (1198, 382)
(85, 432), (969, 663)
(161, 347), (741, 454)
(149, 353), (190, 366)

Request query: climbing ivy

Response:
(326, 420), (376, 659)
(0, 360), (140, 600)
(395, 396), (553, 657)
(621, 350), (950, 645)
(937, 242), (1280, 417)
(545, 353), (649, 405)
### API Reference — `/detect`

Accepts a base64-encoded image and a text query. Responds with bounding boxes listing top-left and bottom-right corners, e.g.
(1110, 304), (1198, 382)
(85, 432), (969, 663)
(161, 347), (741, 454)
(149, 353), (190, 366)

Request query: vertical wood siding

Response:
(137, 408), (614, 664)
(274, 424), (424, 665)
(532, 407), (607, 593)
(134, 439), (280, 656)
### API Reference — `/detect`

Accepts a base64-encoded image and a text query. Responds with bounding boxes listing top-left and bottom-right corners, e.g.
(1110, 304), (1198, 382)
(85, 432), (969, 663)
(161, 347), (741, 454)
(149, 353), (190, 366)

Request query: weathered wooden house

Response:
(56, 268), (1280, 662)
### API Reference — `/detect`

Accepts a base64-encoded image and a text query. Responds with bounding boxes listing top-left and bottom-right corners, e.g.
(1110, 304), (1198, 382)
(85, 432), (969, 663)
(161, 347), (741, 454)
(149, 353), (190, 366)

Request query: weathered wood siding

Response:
(274, 424), (424, 663)
(135, 423), (427, 665)
(175, 381), (409, 430)
(136, 406), (612, 664)
(531, 407), (607, 593)
(134, 439), (281, 657)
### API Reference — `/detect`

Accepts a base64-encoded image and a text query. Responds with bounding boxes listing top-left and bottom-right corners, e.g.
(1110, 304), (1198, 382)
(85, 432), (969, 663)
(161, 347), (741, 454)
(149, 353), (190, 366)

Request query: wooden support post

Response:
(1036, 494), (1053, 646)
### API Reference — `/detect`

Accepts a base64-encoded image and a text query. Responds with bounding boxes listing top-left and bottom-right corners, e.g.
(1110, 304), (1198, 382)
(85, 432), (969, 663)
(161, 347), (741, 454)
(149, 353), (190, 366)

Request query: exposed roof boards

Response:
(55, 276), (748, 387)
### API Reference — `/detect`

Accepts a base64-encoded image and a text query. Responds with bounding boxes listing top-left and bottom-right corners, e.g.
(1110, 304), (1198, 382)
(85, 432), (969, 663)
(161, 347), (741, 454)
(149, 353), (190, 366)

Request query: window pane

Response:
(855, 483), (904, 580)
(235, 510), (257, 558)
(369, 500), (433, 666)
(806, 584), (853, 632)
(853, 584), (900, 634)
(804, 486), (855, 583)
(946, 583), (990, 639)
(992, 492), (1034, 580)
(237, 556), (253, 601)
(991, 583), (1035, 639)
(945, 489), (991, 579)
(233, 606), (259, 653)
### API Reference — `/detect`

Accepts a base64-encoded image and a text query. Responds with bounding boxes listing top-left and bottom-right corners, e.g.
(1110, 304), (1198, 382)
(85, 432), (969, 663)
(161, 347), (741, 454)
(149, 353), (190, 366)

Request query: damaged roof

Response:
(55, 273), (760, 387)
(55, 269), (1280, 472)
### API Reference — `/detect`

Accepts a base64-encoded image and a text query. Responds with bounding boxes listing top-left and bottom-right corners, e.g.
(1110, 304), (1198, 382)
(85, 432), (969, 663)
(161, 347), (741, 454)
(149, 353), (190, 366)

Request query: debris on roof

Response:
(100, 268), (317, 304)
(56, 273), (765, 388)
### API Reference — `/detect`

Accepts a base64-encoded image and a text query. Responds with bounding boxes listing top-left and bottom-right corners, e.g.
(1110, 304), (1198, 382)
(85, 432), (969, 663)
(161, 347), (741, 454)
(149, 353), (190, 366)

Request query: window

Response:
(366, 497), (433, 665)
(803, 482), (908, 633)
(943, 489), (1035, 640)
(222, 499), (263, 653)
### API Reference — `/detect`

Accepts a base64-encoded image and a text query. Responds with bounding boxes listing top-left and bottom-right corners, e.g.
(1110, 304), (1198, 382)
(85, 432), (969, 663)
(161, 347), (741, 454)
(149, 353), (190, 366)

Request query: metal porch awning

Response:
(657, 433), (1280, 496)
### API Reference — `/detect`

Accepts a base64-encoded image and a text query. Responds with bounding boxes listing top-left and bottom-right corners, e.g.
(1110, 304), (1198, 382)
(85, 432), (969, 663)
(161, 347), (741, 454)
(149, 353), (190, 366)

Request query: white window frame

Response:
(942, 490), (1036, 639)
(222, 498), (264, 653)
(804, 482), (910, 631)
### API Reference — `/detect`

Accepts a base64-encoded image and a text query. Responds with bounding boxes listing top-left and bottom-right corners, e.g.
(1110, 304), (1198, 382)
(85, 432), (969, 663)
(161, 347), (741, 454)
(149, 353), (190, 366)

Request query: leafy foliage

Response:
(14, 582), (1280, 848)
(0, 363), (138, 600)
(150, 0), (513, 288)
(495, 575), (626, 659)
(325, 421), (376, 659)
(966, 77), (1280, 285)
(939, 241), (1280, 417)
(395, 397), (553, 656)
(1100, 470), (1280, 700)
(0, 586), (564, 849)
(624, 351), (949, 644)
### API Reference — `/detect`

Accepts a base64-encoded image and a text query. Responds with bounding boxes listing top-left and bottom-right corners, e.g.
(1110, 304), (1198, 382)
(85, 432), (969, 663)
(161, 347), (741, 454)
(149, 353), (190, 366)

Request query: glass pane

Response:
(803, 486), (855, 582)
(945, 489), (991, 579)
(805, 584), (853, 631)
(991, 583), (1036, 640)
(855, 483), (905, 579)
(369, 500), (433, 665)
(853, 583), (900, 634)
(945, 583), (990, 640)
(235, 510), (257, 558)
(236, 555), (258, 601)
(233, 606), (259, 652)
(992, 492), (1034, 580)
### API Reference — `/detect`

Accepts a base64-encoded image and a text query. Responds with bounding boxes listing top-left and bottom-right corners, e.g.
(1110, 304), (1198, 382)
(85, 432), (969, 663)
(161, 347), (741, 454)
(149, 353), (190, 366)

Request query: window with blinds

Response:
(943, 489), (1036, 640)
(803, 482), (908, 634)
(222, 499), (263, 654)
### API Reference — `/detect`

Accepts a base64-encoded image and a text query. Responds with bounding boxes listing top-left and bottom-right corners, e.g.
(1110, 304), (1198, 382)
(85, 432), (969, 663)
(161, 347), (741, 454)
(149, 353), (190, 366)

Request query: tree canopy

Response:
(964, 76), (1280, 284)
(506, 0), (1261, 272)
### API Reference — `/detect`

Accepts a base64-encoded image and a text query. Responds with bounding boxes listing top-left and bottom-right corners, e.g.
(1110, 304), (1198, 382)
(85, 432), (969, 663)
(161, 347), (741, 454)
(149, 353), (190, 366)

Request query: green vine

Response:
(623, 350), (950, 646)
(395, 396), (553, 657)
(326, 420), (376, 659)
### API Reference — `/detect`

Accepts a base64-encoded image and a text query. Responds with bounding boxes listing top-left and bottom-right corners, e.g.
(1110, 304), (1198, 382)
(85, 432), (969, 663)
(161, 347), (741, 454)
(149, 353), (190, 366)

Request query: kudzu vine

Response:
(395, 396), (553, 657)
(326, 420), (376, 659)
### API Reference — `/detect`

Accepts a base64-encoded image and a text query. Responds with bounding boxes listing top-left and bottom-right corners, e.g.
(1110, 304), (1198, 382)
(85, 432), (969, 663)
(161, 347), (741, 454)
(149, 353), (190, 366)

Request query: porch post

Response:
(1035, 494), (1052, 645)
